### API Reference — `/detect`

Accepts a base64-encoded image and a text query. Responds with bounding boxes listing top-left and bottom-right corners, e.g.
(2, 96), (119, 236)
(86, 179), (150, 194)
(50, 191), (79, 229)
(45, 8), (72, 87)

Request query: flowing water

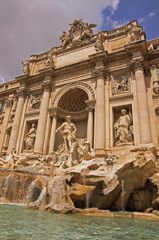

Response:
(0, 205), (159, 240)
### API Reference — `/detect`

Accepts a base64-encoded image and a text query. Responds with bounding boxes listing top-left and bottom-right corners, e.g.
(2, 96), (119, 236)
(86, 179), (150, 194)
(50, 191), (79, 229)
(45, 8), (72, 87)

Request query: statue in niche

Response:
(114, 109), (133, 146)
(29, 95), (41, 110)
(24, 123), (36, 151)
(56, 116), (77, 154)
(22, 60), (29, 75)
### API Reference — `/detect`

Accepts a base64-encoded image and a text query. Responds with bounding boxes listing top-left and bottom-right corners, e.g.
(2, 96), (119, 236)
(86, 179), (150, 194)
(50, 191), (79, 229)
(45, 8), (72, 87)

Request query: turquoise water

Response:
(0, 205), (159, 240)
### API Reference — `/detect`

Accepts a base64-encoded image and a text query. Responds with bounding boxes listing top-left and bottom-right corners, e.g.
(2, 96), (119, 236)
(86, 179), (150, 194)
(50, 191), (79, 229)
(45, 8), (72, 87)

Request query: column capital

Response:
(130, 59), (145, 73)
(16, 88), (29, 98)
(93, 67), (110, 81)
(50, 112), (57, 118)
(85, 99), (96, 111)
(42, 81), (52, 92)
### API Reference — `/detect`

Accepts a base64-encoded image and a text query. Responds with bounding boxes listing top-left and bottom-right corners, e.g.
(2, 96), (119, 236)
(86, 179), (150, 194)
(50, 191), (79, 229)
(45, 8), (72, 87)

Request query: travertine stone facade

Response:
(0, 19), (159, 158)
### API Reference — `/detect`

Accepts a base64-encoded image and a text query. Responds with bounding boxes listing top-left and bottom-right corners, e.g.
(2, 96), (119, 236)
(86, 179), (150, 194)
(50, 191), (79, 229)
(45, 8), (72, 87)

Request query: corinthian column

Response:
(94, 68), (105, 149)
(49, 112), (57, 153)
(131, 59), (151, 143)
(34, 79), (52, 154)
(8, 88), (27, 153)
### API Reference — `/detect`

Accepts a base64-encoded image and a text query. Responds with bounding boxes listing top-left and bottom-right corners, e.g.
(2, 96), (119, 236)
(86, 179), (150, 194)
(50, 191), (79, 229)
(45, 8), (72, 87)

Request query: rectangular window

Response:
(0, 102), (5, 113)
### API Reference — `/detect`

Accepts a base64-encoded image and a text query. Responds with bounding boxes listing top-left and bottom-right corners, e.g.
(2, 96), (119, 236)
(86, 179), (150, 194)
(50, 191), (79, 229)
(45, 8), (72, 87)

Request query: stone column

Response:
(131, 59), (151, 143)
(105, 75), (110, 150)
(34, 79), (52, 154)
(49, 113), (57, 153)
(8, 88), (27, 153)
(94, 68), (105, 150)
(87, 108), (93, 146)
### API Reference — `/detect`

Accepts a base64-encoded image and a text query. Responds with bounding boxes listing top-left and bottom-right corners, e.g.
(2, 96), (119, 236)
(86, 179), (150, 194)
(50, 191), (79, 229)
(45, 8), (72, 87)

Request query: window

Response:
(0, 102), (5, 113)
(154, 45), (159, 50)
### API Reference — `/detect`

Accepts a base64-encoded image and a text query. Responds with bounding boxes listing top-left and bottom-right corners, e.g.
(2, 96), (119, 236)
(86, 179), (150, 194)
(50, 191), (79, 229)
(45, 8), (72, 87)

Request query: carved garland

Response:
(52, 82), (95, 107)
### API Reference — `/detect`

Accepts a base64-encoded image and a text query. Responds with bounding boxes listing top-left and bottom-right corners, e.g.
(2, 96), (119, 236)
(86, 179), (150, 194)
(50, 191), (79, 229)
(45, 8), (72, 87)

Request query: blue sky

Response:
(101, 0), (159, 40)
(0, 0), (159, 82)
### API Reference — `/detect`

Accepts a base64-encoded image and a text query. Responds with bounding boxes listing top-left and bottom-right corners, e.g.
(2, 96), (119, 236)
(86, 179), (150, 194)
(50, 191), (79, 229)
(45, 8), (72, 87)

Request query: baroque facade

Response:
(0, 19), (159, 159)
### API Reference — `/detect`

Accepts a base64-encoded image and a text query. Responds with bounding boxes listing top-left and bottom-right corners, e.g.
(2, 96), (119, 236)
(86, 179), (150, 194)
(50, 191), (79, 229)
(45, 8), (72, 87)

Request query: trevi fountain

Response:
(0, 19), (159, 239)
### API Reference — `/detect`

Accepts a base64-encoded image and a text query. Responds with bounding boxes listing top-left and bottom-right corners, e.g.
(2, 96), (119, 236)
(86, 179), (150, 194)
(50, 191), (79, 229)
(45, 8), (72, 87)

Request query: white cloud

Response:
(0, 0), (120, 81)
(0, 76), (6, 84)
(138, 17), (144, 23)
(105, 16), (129, 29)
(149, 12), (156, 17)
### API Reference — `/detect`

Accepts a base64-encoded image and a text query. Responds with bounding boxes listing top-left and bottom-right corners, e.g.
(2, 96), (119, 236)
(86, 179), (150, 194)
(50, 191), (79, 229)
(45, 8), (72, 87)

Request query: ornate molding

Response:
(94, 67), (110, 80)
(130, 59), (144, 72)
(16, 88), (29, 98)
(42, 81), (52, 92)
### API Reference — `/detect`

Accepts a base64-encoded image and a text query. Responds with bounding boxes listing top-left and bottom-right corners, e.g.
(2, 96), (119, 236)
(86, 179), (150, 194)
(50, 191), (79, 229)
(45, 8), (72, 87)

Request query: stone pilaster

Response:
(105, 75), (110, 150)
(94, 67), (106, 150)
(86, 99), (95, 147)
(7, 88), (28, 153)
(131, 59), (151, 144)
(87, 107), (93, 146)
(49, 112), (57, 153)
(34, 79), (52, 154)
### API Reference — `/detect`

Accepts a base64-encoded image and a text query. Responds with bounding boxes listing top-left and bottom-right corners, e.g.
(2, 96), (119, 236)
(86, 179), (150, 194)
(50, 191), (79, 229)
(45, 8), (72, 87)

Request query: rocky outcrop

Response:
(0, 143), (159, 214)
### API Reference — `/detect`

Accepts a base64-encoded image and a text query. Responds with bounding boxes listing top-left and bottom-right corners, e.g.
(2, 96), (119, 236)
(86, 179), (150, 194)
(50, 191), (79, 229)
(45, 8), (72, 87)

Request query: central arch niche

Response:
(54, 88), (89, 151)
(58, 88), (88, 112)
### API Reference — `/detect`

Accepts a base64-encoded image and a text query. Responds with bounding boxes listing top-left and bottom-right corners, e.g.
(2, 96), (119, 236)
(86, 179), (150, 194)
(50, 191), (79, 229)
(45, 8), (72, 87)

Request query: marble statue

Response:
(79, 140), (95, 160)
(45, 51), (53, 67)
(95, 31), (104, 52)
(0, 147), (19, 168)
(15, 154), (29, 167)
(24, 123), (36, 151)
(114, 109), (133, 146)
(22, 60), (29, 75)
(59, 31), (71, 48)
(56, 116), (77, 154)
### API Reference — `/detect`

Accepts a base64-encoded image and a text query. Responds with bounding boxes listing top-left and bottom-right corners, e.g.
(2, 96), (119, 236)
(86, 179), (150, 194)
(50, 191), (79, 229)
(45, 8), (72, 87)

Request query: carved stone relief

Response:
(129, 24), (141, 43)
(59, 19), (97, 49)
(112, 74), (130, 94)
(29, 94), (41, 110)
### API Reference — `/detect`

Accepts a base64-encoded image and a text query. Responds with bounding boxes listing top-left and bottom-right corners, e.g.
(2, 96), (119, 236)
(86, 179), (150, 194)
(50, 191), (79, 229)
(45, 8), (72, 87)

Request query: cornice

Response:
(109, 93), (133, 102)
